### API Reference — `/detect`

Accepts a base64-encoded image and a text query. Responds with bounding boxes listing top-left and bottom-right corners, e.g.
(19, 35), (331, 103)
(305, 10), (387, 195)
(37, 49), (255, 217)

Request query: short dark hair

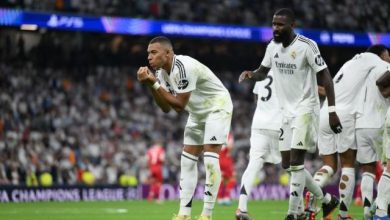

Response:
(366, 44), (388, 57)
(274, 8), (295, 22)
(149, 36), (172, 48)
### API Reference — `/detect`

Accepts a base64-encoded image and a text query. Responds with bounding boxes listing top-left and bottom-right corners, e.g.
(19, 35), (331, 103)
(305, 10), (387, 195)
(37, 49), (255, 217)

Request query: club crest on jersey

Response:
(177, 79), (189, 90)
(290, 51), (296, 59)
(274, 53), (279, 58)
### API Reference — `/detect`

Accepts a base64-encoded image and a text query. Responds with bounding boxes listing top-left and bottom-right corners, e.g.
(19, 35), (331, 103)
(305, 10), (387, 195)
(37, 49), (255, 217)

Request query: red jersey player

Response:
(218, 132), (236, 205)
(147, 142), (165, 203)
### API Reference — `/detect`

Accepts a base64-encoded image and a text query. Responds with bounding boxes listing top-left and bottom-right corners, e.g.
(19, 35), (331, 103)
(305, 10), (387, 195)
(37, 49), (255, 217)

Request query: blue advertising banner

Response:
(0, 8), (389, 47)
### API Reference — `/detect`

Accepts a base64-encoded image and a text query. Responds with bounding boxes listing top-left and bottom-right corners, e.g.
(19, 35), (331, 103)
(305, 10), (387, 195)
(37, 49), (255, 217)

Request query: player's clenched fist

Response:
(238, 70), (254, 83)
(137, 66), (150, 82)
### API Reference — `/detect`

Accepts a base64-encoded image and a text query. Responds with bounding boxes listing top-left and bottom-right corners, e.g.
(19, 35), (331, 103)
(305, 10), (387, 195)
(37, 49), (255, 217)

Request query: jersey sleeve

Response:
(260, 42), (273, 68)
(305, 40), (327, 73)
(370, 60), (389, 80)
(174, 59), (197, 93)
(156, 70), (169, 92)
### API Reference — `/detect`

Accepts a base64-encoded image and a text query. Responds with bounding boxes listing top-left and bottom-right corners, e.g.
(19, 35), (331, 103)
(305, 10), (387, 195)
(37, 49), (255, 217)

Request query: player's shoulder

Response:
(296, 35), (319, 52)
(266, 39), (278, 48)
(175, 54), (196, 64)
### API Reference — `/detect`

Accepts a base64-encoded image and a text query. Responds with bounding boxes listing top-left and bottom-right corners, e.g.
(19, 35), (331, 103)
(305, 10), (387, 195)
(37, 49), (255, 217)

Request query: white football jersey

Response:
(252, 71), (282, 131)
(323, 52), (388, 117)
(156, 55), (233, 121)
(356, 62), (390, 128)
(261, 35), (325, 117)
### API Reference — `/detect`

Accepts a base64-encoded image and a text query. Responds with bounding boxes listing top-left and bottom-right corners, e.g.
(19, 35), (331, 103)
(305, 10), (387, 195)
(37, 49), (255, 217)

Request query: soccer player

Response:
(235, 70), (283, 220)
(146, 141), (165, 203)
(313, 45), (390, 220)
(374, 71), (390, 220)
(137, 36), (233, 220)
(355, 45), (390, 220)
(238, 8), (342, 220)
(217, 132), (235, 206)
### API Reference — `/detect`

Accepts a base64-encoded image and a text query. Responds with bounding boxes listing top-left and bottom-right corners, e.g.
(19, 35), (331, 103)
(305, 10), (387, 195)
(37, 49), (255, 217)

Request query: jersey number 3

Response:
(261, 75), (273, 102)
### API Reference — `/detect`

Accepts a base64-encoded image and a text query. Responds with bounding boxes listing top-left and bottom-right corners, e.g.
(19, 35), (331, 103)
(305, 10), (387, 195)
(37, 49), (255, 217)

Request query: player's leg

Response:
(305, 153), (337, 220)
(200, 110), (232, 219)
(375, 159), (390, 218)
(309, 118), (337, 219)
(360, 163), (376, 219)
(202, 144), (222, 218)
(356, 128), (382, 219)
(375, 118), (390, 219)
(237, 129), (279, 219)
(176, 144), (203, 219)
(174, 118), (205, 220)
(338, 149), (357, 219)
(315, 110), (338, 190)
(335, 115), (358, 219)
(313, 154), (337, 188)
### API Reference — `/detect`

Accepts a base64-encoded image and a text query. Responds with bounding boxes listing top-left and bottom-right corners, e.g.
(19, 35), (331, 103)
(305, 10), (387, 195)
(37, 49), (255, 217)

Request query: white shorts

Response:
(183, 110), (232, 145)
(279, 113), (319, 153)
(318, 113), (356, 155)
(356, 128), (384, 164)
(385, 117), (390, 160)
(250, 129), (281, 164)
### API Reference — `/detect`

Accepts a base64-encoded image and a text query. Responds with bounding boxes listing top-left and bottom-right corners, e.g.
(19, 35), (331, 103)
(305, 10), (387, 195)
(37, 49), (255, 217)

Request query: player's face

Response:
(272, 15), (293, 43)
(147, 43), (169, 70)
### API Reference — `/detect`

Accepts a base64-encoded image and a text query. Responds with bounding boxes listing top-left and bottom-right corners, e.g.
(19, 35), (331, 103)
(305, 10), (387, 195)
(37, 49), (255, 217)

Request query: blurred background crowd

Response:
(0, 0), (385, 188)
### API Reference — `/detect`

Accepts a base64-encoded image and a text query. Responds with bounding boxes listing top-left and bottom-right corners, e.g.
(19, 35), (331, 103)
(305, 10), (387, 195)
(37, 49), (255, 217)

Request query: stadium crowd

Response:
(0, 29), (364, 187)
(0, 0), (389, 32)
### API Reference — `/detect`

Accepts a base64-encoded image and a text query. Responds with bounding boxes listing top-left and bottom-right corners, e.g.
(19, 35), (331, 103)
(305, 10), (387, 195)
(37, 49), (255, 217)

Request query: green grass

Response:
(0, 200), (364, 220)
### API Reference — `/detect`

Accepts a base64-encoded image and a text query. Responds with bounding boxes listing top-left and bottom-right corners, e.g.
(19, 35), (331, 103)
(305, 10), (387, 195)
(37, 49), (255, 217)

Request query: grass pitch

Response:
(0, 199), (364, 220)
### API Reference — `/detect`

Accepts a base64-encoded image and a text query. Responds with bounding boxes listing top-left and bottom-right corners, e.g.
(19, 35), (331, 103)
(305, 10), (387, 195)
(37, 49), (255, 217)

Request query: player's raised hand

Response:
(238, 70), (254, 83)
(137, 66), (151, 82)
(329, 112), (342, 134)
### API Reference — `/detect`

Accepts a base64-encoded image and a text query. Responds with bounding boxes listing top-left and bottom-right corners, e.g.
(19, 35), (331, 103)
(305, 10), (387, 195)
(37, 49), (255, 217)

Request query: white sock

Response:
(238, 157), (265, 212)
(288, 165), (305, 216)
(304, 169), (325, 201)
(179, 151), (198, 216)
(202, 152), (221, 217)
(361, 172), (375, 216)
(375, 171), (390, 217)
(339, 167), (355, 218)
(313, 165), (334, 188)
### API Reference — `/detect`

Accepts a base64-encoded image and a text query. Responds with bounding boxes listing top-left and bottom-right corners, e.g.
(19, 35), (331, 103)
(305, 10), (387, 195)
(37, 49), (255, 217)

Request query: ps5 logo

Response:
(47, 15), (84, 28)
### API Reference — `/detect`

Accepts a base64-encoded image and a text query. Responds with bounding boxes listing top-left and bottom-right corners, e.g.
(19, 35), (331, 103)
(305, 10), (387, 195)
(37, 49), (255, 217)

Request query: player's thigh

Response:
(250, 129), (281, 164)
(291, 113), (318, 152)
(184, 117), (205, 146)
(335, 115), (356, 154)
(203, 110), (232, 145)
(318, 112), (337, 156)
(279, 118), (293, 152)
(356, 128), (383, 164)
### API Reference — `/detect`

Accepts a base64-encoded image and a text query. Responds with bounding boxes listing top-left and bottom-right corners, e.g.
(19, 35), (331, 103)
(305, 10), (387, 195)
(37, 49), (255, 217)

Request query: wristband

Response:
(152, 81), (161, 90)
(328, 106), (336, 113)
